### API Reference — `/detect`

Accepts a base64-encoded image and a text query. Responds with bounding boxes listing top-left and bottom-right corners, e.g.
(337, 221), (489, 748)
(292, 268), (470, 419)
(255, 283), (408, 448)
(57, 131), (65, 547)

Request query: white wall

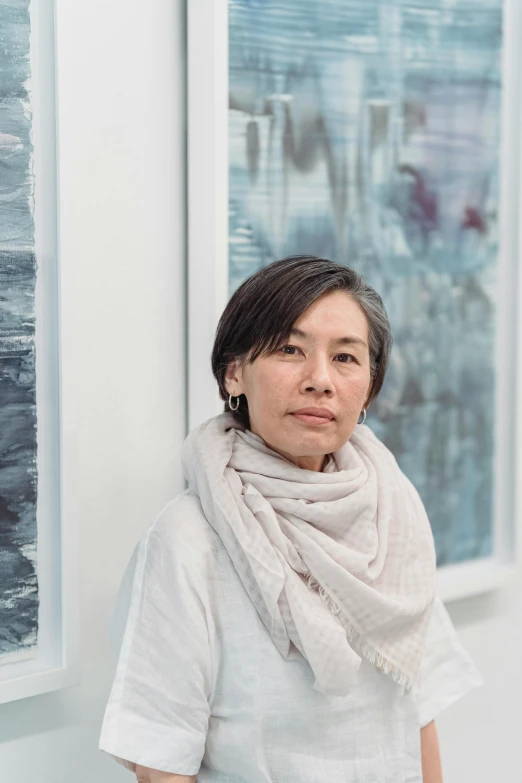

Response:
(0, 1), (187, 781)
(440, 580), (522, 781)
(0, 2), (521, 782)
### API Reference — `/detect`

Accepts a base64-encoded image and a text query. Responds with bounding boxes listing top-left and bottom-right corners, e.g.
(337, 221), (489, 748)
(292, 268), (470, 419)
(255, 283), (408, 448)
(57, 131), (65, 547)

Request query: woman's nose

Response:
(300, 354), (333, 394)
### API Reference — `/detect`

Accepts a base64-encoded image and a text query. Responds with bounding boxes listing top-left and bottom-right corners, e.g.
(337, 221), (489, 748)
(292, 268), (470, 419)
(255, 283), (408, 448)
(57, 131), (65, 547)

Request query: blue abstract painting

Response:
(0, 0), (38, 661)
(228, 0), (502, 566)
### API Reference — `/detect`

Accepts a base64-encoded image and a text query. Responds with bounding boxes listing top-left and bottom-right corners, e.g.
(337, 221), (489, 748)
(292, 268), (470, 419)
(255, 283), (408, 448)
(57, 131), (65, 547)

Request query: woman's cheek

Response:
(259, 366), (295, 402)
(340, 377), (371, 410)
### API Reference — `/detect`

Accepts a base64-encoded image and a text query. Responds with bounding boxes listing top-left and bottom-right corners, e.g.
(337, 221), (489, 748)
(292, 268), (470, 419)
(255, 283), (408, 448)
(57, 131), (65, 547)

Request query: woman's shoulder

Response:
(146, 488), (222, 566)
(109, 490), (222, 656)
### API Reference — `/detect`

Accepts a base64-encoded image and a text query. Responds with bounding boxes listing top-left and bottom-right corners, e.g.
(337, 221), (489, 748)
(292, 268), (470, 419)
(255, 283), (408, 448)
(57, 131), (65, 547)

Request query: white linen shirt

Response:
(99, 490), (483, 782)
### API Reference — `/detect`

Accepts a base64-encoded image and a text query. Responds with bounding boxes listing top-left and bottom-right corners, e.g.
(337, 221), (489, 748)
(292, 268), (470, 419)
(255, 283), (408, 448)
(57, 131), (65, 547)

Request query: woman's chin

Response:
(283, 430), (339, 457)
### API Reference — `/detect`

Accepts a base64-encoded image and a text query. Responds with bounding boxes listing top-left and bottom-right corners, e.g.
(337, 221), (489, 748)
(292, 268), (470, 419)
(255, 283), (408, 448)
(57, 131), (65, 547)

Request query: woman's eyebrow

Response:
(289, 327), (367, 349)
(334, 335), (368, 349)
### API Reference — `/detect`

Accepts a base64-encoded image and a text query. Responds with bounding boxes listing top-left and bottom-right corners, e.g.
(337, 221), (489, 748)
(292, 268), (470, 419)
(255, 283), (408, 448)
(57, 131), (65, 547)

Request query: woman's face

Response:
(225, 291), (373, 471)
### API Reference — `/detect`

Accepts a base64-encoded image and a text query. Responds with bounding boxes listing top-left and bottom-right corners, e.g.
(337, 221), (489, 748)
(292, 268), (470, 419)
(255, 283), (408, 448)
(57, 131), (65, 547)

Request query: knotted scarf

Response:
(182, 412), (437, 697)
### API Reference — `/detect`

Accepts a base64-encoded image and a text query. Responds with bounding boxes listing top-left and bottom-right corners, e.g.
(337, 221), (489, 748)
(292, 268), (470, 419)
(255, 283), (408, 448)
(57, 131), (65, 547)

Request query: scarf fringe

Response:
(303, 572), (413, 691)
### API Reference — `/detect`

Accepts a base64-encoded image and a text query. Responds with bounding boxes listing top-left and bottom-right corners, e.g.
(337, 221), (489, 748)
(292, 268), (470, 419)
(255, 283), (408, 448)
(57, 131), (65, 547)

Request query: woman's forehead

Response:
(292, 293), (369, 342)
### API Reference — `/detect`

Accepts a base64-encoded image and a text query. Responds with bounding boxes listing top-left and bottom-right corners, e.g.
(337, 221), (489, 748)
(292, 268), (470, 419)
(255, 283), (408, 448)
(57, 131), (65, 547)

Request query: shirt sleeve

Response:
(415, 593), (483, 728)
(99, 499), (216, 776)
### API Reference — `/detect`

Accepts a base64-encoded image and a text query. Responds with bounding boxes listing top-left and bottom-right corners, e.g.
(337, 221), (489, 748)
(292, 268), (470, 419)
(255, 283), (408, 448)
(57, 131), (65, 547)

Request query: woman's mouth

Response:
(290, 411), (334, 426)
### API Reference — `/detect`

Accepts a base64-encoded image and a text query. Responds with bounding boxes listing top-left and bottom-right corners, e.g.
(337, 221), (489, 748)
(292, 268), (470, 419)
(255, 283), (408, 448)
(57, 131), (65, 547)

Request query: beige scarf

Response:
(182, 412), (436, 696)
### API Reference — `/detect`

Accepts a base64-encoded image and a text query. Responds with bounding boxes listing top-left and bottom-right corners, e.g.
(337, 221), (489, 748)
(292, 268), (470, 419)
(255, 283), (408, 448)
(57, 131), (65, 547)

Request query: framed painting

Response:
(0, 0), (79, 704)
(188, 0), (522, 602)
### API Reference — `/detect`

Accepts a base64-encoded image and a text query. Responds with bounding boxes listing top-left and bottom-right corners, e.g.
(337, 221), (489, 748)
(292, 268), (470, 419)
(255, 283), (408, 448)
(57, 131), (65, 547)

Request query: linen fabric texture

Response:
(181, 412), (437, 696)
(99, 490), (483, 781)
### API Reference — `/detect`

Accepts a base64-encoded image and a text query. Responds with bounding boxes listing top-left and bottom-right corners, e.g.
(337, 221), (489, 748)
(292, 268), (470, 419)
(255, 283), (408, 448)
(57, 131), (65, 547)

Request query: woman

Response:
(99, 256), (482, 782)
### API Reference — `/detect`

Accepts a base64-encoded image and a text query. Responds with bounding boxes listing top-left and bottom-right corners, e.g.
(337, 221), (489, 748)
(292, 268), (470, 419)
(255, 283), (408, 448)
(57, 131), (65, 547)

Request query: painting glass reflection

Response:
(0, 0), (38, 662)
(228, 0), (502, 566)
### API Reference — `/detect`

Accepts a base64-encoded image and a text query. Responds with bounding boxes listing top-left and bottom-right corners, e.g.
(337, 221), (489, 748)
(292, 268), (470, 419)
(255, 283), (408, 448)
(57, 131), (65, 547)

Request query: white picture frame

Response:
(187, 0), (522, 604)
(0, 0), (79, 704)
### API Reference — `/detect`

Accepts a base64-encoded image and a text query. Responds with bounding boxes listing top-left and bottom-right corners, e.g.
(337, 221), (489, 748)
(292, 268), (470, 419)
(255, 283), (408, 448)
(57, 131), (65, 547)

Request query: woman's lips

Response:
(290, 413), (334, 426)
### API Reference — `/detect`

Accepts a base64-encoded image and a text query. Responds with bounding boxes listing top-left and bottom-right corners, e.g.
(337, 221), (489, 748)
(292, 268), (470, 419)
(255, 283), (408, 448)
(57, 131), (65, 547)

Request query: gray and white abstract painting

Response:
(229, 0), (502, 566)
(0, 0), (38, 662)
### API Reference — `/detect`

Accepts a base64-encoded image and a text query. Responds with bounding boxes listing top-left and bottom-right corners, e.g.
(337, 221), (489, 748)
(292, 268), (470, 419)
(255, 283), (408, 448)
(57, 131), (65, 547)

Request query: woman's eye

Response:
(279, 347), (357, 362)
(280, 345), (300, 355)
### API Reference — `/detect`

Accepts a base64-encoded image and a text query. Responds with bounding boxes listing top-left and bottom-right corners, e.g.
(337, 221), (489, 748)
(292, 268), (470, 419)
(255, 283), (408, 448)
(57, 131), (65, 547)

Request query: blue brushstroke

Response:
(229, 0), (502, 566)
(0, 1), (38, 660)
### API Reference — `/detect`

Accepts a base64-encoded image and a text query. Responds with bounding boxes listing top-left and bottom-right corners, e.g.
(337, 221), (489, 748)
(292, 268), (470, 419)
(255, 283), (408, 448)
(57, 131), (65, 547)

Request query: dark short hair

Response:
(211, 255), (392, 429)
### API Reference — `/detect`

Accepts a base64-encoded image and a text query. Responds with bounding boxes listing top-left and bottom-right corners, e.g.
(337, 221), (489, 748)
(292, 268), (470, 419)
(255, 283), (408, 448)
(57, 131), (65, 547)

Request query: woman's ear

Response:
(224, 360), (246, 397)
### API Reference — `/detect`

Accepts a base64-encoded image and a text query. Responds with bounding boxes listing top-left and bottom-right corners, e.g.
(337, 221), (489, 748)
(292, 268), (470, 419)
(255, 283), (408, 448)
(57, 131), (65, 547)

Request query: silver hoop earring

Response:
(358, 408), (367, 425)
(228, 393), (240, 411)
